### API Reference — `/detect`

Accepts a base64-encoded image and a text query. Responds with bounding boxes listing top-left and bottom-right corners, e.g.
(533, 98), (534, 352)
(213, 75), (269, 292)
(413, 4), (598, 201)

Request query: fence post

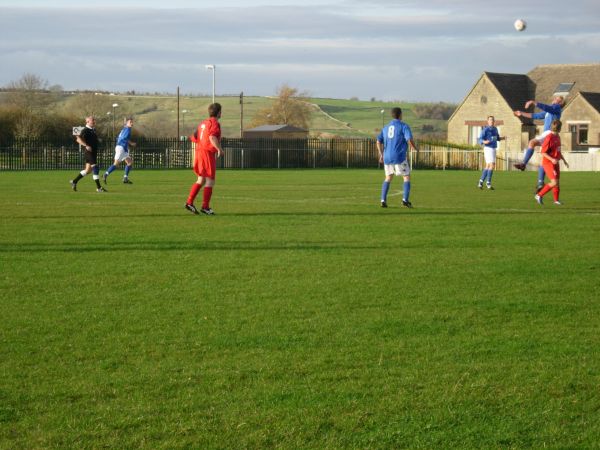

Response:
(313, 148), (316, 169)
(443, 145), (447, 170)
(241, 148), (244, 169)
(346, 150), (349, 169)
(278, 148), (280, 169)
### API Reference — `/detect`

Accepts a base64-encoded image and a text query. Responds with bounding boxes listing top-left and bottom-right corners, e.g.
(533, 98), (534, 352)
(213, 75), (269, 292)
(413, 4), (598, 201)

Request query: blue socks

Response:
(381, 181), (390, 202)
(106, 165), (116, 175)
(537, 166), (545, 186)
(403, 181), (411, 202)
(480, 169), (488, 183)
(125, 165), (131, 177)
(381, 180), (411, 202)
(487, 169), (493, 184)
(523, 148), (534, 165)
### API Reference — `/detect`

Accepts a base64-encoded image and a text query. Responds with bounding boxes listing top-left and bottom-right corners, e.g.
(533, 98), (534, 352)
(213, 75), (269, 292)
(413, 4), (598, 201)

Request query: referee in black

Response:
(70, 116), (106, 192)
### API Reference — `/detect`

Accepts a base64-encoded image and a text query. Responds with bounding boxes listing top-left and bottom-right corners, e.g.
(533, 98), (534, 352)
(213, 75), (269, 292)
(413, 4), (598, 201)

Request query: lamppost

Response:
(112, 103), (119, 136)
(380, 109), (385, 129)
(205, 64), (215, 103)
(182, 109), (188, 137)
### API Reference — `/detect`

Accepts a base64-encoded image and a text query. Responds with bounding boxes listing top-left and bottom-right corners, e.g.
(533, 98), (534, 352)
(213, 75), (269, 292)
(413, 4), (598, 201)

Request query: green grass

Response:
(309, 98), (447, 138)
(1, 169), (599, 449)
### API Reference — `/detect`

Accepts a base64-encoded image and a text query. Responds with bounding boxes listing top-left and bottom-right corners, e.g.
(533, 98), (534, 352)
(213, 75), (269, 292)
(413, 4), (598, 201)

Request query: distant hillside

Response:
(0, 91), (451, 140)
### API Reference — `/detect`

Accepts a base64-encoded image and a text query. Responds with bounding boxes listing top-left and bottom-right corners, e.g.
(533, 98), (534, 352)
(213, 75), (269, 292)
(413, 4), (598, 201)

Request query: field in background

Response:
(309, 97), (446, 138)
(45, 93), (448, 139)
(1, 170), (599, 448)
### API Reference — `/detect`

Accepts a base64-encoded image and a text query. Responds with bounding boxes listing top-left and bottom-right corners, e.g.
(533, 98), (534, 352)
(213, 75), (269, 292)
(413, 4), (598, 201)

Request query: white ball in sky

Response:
(514, 19), (527, 32)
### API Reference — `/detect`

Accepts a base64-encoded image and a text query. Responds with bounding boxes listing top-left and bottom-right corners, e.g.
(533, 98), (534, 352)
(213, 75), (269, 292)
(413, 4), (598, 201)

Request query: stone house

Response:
(448, 63), (600, 152)
(560, 91), (600, 150)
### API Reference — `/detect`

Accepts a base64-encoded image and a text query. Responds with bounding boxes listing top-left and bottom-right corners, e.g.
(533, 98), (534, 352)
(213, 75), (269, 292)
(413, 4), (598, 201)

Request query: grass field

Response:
(1, 169), (599, 448)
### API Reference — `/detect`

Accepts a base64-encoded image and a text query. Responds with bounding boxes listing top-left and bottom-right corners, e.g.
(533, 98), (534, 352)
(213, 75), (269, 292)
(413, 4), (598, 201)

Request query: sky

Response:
(0, 0), (599, 102)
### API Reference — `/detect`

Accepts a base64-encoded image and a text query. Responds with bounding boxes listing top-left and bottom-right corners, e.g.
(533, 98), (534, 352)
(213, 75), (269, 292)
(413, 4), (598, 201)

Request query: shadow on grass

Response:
(0, 241), (384, 253)
(7, 208), (553, 221)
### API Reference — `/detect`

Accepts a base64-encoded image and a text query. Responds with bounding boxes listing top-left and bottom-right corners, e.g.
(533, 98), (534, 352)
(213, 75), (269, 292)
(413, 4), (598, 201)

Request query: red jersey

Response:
(541, 133), (561, 160)
(197, 117), (221, 153)
(193, 116), (221, 179)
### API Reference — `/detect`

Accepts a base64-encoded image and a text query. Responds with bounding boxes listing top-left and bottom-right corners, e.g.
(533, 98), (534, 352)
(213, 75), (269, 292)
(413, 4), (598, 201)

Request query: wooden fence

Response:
(3, 137), (595, 171)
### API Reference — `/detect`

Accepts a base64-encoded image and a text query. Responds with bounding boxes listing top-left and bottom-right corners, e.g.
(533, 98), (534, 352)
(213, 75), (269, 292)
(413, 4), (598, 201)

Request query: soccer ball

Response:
(514, 19), (526, 32)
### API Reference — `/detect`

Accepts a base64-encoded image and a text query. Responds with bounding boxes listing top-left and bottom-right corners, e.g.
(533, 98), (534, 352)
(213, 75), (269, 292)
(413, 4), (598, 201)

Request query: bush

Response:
(413, 102), (457, 120)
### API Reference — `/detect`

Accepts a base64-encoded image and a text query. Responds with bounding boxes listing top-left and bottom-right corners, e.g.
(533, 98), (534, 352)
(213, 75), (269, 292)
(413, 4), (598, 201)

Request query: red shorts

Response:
(542, 161), (560, 181)
(193, 149), (216, 179)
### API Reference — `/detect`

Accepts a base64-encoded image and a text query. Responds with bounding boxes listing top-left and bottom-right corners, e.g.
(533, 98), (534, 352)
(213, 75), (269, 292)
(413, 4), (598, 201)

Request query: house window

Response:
(554, 82), (575, 98)
(569, 124), (589, 144)
(468, 125), (482, 146)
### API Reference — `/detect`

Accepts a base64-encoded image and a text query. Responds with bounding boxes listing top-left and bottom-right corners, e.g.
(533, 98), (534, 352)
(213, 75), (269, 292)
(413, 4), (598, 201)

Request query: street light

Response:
(380, 109), (385, 129)
(112, 103), (119, 136)
(205, 64), (215, 103)
(182, 109), (188, 136)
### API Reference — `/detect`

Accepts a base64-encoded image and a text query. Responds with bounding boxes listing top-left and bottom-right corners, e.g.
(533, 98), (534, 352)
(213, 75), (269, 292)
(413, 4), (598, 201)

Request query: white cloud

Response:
(0, 1), (599, 101)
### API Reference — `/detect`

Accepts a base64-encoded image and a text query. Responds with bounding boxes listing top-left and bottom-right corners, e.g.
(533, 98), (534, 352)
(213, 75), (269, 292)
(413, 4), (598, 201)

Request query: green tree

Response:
(413, 102), (457, 120)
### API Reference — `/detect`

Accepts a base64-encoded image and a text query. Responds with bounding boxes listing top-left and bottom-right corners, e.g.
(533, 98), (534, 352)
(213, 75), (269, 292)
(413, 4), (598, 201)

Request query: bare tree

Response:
(8, 73), (49, 91)
(4, 73), (61, 111)
(249, 85), (312, 129)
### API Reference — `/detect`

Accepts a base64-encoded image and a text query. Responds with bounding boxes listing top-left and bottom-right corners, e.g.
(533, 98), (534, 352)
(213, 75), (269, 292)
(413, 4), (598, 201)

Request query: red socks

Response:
(187, 183), (214, 209)
(537, 184), (560, 202)
(538, 184), (552, 197)
(202, 187), (213, 209)
(187, 183), (201, 205)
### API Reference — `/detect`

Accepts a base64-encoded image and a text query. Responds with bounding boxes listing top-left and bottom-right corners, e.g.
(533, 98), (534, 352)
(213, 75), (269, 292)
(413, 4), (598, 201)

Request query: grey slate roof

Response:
(484, 72), (535, 123)
(528, 63), (600, 103)
(578, 91), (600, 113)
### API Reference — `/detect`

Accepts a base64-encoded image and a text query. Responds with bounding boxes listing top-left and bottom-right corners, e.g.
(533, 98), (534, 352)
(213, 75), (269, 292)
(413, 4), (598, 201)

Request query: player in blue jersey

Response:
(477, 116), (505, 190)
(377, 107), (419, 208)
(513, 96), (564, 190)
(103, 117), (136, 184)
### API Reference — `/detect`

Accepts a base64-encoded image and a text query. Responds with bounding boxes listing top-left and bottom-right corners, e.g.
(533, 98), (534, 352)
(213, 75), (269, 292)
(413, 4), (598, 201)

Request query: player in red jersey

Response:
(535, 120), (569, 205)
(185, 103), (224, 215)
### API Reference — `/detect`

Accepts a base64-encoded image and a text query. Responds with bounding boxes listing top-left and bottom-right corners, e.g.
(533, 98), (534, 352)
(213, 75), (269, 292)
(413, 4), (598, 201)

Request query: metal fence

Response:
(7, 136), (597, 171)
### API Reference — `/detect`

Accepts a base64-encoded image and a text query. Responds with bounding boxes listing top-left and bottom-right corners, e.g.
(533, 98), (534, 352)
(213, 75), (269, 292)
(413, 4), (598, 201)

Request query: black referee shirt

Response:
(80, 127), (99, 152)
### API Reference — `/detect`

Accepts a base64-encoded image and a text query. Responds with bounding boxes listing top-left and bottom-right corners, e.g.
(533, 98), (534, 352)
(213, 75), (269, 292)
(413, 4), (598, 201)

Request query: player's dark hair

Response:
(208, 103), (222, 118)
(391, 107), (402, 119)
(551, 119), (562, 133)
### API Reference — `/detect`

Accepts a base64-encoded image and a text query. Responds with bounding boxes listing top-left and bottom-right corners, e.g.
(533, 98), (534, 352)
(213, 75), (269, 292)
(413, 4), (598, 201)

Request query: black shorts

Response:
(85, 150), (98, 165)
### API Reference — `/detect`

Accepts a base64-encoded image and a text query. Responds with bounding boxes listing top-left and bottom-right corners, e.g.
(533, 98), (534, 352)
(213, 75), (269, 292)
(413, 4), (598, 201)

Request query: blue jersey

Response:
(116, 126), (132, 150)
(532, 102), (562, 132)
(479, 126), (500, 148)
(377, 119), (413, 164)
